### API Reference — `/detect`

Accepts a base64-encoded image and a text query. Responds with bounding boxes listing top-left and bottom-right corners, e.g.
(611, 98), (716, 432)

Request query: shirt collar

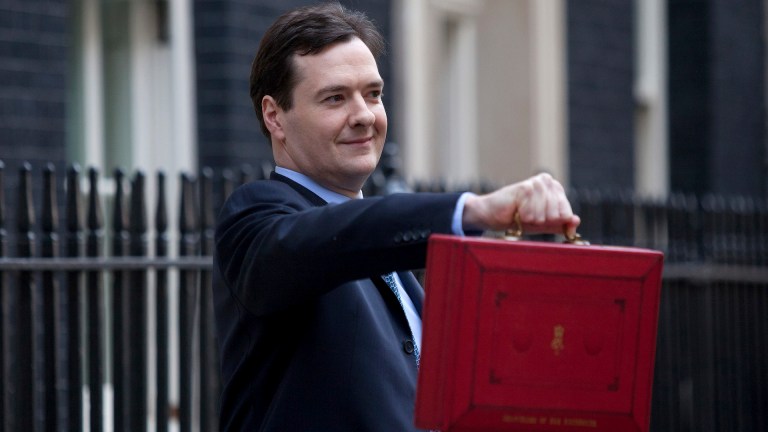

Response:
(275, 166), (363, 203)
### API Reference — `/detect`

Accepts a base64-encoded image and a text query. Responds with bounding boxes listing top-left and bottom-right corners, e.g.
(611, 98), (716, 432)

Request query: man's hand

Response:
(462, 173), (580, 237)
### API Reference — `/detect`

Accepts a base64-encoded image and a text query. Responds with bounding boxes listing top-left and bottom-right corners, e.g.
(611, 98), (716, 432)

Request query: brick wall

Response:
(0, 0), (70, 261)
(708, 0), (765, 197)
(194, 0), (394, 174)
(566, 1), (635, 190)
(0, 1), (69, 174)
(669, 0), (766, 197)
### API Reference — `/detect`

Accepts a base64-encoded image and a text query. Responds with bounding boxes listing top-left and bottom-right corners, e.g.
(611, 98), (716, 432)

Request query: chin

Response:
(350, 165), (377, 179)
(350, 153), (380, 170)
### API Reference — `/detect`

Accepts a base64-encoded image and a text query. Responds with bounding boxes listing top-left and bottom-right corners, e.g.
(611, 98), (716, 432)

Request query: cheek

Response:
(374, 106), (388, 131)
(316, 111), (349, 138)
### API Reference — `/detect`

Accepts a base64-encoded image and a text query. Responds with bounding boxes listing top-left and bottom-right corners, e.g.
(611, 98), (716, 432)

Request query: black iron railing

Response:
(0, 161), (766, 431)
(0, 162), (242, 432)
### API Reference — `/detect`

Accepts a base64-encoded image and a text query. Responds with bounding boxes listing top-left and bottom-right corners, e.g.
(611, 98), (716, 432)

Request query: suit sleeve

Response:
(214, 180), (461, 316)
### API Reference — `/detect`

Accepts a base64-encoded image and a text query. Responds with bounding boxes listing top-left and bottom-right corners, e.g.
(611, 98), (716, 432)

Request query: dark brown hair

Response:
(250, 2), (386, 138)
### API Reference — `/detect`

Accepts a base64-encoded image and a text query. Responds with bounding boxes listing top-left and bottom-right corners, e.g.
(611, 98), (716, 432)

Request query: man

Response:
(213, 3), (580, 431)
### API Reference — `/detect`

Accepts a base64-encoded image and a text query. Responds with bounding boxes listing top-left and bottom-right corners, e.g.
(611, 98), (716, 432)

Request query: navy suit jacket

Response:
(213, 173), (462, 431)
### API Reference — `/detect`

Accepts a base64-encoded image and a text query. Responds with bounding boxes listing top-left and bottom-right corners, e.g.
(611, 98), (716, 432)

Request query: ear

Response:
(262, 95), (286, 142)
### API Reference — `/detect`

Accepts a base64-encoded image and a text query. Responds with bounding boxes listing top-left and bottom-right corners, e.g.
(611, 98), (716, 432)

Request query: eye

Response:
(368, 90), (383, 99)
(324, 94), (344, 104)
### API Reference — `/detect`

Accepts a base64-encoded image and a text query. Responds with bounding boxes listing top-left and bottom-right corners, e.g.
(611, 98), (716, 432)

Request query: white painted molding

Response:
(430, 0), (485, 16)
(530, 0), (567, 183)
(634, 0), (668, 197)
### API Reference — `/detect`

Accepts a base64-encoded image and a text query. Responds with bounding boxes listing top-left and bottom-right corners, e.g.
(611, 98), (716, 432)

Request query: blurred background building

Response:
(1, 0), (766, 199)
(2, 2), (768, 431)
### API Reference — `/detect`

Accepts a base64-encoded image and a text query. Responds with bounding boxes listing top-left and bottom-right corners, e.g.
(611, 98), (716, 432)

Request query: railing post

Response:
(129, 171), (149, 432)
(668, 193), (688, 262)
(16, 163), (35, 432)
(0, 160), (6, 432)
(735, 197), (753, 265)
(112, 168), (130, 432)
(758, 198), (768, 265)
(41, 164), (59, 432)
(64, 164), (85, 431)
(259, 160), (274, 180)
(701, 194), (724, 263)
(86, 167), (104, 432)
(178, 172), (200, 432)
(155, 171), (170, 432)
(221, 168), (235, 203)
(640, 195), (663, 253)
(199, 167), (219, 431)
(239, 164), (253, 185)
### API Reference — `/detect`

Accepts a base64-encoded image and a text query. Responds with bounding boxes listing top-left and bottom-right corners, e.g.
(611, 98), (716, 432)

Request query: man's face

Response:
(266, 37), (387, 197)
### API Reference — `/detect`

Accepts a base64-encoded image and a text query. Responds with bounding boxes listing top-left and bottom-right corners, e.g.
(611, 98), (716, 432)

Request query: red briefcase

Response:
(415, 234), (663, 432)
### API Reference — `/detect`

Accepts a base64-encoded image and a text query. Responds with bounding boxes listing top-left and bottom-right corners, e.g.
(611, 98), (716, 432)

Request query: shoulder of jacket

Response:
(231, 179), (299, 197)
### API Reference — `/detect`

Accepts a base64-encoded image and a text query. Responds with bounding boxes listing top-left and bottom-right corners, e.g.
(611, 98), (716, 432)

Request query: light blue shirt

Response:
(274, 167), (473, 348)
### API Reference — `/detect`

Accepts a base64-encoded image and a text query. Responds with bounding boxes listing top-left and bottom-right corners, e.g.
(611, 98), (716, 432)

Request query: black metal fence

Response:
(0, 161), (265, 432)
(0, 161), (766, 431)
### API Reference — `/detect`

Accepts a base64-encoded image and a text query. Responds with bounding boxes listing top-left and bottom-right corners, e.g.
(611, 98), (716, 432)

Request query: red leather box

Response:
(415, 234), (663, 432)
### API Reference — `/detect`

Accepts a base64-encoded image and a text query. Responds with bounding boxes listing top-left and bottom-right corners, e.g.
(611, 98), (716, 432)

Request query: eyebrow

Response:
(315, 80), (384, 97)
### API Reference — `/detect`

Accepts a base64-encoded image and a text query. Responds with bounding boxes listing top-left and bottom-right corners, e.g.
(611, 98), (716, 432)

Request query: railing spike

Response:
(200, 168), (214, 240)
(222, 168), (235, 201)
(130, 170), (148, 240)
(0, 160), (5, 256)
(18, 162), (35, 235)
(67, 164), (83, 234)
(239, 164), (252, 185)
(0, 160), (5, 232)
(113, 168), (128, 236)
(87, 167), (103, 233)
(42, 163), (58, 235)
(260, 160), (274, 180)
(179, 173), (198, 236)
(156, 171), (168, 235)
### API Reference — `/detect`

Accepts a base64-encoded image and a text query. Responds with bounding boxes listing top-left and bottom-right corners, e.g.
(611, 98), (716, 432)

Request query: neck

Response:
(274, 166), (365, 202)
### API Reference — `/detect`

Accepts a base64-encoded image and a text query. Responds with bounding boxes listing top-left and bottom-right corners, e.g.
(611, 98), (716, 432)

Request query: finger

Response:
(556, 187), (575, 223)
(511, 180), (534, 225)
(563, 214), (581, 239)
(545, 179), (565, 222)
(529, 176), (547, 225)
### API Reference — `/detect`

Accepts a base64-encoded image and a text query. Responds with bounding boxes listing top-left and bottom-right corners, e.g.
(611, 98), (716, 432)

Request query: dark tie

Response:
(382, 272), (420, 367)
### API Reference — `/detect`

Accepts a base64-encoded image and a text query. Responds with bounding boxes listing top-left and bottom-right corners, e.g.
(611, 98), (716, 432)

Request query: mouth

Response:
(339, 136), (374, 145)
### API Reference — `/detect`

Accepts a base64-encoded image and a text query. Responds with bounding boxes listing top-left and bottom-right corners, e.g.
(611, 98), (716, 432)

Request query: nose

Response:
(348, 94), (376, 128)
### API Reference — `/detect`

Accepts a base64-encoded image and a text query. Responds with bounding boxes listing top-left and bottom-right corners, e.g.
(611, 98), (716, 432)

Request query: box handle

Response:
(504, 212), (590, 245)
